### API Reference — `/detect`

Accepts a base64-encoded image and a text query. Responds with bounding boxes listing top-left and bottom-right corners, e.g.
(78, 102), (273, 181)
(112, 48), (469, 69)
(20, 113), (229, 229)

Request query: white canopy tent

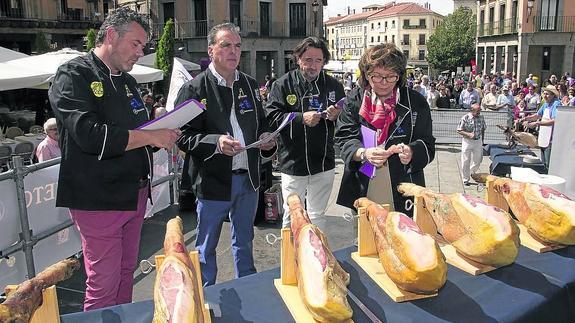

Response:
(0, 46), (28, 62)
(0, 48), (163, 91)
(137, 52), (201, 71)
(323, 60), (359, 73)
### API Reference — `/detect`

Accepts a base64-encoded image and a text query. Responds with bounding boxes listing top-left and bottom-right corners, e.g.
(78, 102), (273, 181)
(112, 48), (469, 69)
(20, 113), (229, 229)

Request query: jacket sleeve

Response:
(335, 88), (364, 172)
(407, 92), (435, 173)
(265, 78), (304, 129)
(175, 80), (221, 160)
(49, 63), (129, 161)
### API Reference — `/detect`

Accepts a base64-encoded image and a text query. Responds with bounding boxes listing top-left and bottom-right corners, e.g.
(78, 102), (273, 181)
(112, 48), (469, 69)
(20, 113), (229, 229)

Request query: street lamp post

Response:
(312, 0), (320, 36)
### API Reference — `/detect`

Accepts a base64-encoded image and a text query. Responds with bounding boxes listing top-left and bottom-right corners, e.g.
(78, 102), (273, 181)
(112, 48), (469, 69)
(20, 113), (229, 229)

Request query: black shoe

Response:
(463, 181), (470, 186)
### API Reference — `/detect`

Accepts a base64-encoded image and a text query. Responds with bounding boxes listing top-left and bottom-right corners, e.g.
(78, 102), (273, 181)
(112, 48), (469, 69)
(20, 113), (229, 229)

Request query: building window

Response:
(289, 3), (306, 37)
(392, 35), (395, 43)
(392, 20), (395, 28)
(419, 34), (425, 45)
(540, 0), (559, 30)
(403, 34), (409, 45)
(418, 50), (425, 60)
(378, 22), (381, 29)
(377, 36), (380, 42)
(403, 19), (410, 27)
(385, 35), (388, 42)
(260, 1), (270, 36)
(542, 47), (551, 70)
(371, 36), (374, 43)
(419, 18), (425, 27)
(385, 21), (388, 28)
(230, 0), (242, 28)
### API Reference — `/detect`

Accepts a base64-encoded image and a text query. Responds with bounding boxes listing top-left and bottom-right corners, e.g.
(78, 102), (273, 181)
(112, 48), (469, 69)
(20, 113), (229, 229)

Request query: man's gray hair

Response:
(207, 23), (240, 46)
(95, 7), (149, 45)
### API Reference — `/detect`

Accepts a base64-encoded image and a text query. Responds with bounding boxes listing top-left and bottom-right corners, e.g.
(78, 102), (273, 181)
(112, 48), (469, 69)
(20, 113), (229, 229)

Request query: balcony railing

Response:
(154, 19), (309, 40)
(402, 24), (426, 29)
(477, 18), (518, 37)
(531, 15), (575, 33)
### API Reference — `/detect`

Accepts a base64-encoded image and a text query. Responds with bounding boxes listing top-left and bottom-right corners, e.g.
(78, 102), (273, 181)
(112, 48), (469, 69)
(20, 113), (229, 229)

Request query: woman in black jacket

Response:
(335, 43), (436, 215)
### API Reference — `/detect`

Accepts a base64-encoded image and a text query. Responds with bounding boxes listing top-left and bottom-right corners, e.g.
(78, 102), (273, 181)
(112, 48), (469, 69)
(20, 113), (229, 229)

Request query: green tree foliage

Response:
(34, 31), (50, 54)
(155, 19), (175, 77)
(86, 29), (97, 51)
(427, 8), (476, 72)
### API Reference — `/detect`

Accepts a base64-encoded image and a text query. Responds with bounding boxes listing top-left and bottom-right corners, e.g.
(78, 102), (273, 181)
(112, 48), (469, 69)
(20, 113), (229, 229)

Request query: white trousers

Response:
(280, 169), (335, 229)
(461, 138), (483, 182)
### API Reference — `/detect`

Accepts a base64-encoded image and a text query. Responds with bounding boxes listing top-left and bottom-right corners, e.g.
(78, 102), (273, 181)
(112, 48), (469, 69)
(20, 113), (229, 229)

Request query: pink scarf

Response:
(359, 87), (398, 145)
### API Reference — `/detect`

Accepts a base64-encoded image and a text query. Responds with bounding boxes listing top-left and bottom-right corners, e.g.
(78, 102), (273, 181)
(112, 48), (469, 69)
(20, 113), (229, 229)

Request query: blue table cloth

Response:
(60, 246), (575, 323)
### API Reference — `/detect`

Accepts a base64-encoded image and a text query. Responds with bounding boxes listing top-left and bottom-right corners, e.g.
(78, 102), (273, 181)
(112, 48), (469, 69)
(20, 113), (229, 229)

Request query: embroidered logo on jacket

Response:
(201, 98), (207, 108)
(90, 81), (103, 97)
(286, 94), (297, 106)
(328, 91), (336, 102)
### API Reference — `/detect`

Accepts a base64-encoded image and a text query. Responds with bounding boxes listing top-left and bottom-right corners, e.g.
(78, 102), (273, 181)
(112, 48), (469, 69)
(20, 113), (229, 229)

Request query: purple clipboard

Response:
(359, 125), (377, 179)
(137, 98), (205, 130)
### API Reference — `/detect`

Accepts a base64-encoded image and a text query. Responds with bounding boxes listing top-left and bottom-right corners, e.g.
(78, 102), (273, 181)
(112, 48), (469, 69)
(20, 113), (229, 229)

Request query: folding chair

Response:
(0, 145), (12, 171)
(5, 126), (24, 139)
(12, 141), (34, 165)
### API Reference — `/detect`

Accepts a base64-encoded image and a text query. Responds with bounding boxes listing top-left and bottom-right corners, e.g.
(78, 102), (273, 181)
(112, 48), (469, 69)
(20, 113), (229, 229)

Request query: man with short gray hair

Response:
(175, 23), (276, 286)
(50, 7), (180, 310)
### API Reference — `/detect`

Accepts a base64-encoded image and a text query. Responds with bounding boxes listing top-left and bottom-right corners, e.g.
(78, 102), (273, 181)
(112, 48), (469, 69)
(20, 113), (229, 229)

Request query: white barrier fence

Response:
(0, 150), (175, 291)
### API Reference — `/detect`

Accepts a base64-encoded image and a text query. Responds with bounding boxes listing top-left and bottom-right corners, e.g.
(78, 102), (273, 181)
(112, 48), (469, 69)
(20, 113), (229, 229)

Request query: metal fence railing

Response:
(431, 109), (509, 145)
(0, 150), (178, 284)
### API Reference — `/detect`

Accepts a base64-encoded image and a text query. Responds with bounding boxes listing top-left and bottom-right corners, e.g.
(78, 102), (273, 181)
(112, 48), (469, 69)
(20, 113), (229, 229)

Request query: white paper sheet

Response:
(242, 112), (295, 150)
(137, 98), (205, 130)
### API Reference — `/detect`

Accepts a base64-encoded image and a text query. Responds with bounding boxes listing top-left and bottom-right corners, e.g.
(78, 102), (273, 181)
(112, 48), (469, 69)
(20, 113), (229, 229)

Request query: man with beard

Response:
(266, 37), (345, 230)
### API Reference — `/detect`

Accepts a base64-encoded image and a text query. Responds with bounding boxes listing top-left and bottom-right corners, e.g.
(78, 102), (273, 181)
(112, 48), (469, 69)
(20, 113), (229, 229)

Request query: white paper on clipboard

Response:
(137, 98), (205, 130)
(242, 112), (295, 150)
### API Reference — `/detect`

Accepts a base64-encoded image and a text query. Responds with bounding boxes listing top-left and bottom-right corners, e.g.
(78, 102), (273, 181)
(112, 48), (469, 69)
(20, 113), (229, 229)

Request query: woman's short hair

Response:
(43, 118), (57, 132)
(357, 43), (406, 89)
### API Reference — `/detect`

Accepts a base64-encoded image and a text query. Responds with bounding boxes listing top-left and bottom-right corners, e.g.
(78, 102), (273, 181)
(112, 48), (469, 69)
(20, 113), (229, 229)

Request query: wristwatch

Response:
(359, 148), (367, 162)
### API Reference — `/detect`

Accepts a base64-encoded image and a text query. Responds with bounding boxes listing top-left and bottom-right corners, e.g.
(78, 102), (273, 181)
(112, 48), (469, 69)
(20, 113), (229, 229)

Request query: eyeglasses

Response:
(369, 74), (399, 84)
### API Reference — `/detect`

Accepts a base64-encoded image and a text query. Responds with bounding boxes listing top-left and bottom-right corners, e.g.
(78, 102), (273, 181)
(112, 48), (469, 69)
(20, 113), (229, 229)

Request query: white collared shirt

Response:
(209, 63), (249, 171)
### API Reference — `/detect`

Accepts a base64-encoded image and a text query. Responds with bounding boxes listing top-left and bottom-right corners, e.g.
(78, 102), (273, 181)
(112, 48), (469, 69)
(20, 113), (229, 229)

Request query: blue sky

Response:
(325, 0), (455, 19)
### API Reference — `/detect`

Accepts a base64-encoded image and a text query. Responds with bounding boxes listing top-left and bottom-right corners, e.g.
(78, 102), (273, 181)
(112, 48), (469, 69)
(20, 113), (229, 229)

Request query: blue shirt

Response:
(537, 98), (560, 119)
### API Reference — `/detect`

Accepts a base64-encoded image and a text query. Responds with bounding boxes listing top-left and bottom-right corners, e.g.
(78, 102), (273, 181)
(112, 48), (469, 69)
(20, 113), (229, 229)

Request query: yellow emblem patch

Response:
(286, 94), (297, 106)
(200, 98), (207, 108)
(90, 81), (104, 97)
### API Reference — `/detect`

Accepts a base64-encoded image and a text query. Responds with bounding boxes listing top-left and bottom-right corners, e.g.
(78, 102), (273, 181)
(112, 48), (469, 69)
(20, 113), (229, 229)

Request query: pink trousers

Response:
(70, 186), (147, 311)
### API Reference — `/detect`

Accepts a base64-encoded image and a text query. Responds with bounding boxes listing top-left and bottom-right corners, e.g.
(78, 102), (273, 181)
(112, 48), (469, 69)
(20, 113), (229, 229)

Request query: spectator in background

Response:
(481, 84), (498, 111)
(457, 104), (485, 185)
(36, 118), (61, 162)
(567, 87), (575, 106)
(497, 85), (516, 129)
(436, 85), (452, 109)
(525, 73), (536, 87)
(557, 83), (568, 104)
(525, 84), (541, 111)
(426, 82), (439, 109)
(420, 75), (430, 97)
(142, 94), (154, 114)
(459, 81), (480, 110)
(519, 85), (560, 168)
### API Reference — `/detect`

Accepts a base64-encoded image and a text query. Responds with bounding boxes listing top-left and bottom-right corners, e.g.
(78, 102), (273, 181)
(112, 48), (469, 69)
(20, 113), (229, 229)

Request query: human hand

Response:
(218, 133), (243, 156)
(303, 111), (322, 127)
(149, 128), (181, 149)
(324, 105), (341, 121)
(398, 143), (413, 165)
(365, 146), (397, 168)
(258, 132), (276, 151)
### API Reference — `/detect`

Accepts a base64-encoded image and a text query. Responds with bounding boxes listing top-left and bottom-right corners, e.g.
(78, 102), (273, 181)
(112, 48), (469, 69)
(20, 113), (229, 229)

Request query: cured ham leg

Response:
(398, 183), (519, 266)
(354, 198), (447, 294)
(153, 216), (204, 323)
(287, 193), (353, 323)
(473, 174), (575, 245)
(0, 258), (80, 323)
